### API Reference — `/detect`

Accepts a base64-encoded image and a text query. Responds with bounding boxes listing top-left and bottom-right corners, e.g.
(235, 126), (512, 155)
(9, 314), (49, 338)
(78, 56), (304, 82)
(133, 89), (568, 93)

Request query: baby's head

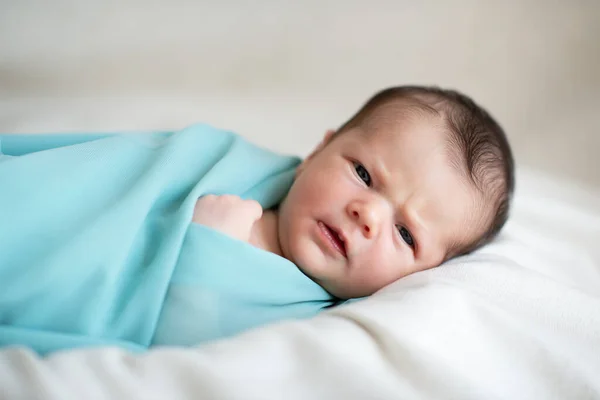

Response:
(278, 86), (514, 299)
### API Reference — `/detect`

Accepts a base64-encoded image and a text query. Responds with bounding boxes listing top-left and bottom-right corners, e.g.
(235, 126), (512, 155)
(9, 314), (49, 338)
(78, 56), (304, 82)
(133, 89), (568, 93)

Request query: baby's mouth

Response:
(318, 221), (347, 258)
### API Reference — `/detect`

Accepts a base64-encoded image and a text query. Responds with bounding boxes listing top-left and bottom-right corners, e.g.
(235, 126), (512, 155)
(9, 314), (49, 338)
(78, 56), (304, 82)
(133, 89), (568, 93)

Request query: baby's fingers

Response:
(243, 199), (263, 221)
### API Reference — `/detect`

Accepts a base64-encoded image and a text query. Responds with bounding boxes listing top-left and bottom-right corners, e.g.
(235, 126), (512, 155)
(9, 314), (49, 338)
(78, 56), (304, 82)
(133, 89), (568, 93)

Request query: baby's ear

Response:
(296, 129), (337, 176)
(322, 129), (336, 144)
(309, 129), (336, 158)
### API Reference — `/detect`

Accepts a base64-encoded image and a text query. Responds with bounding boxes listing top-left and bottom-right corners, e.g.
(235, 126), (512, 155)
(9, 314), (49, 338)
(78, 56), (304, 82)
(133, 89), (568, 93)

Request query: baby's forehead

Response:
(360, 105), (474, 191)
(416, 182), (488, 262)
(353, 115), (451, 161)
(359, 97), (443, 131)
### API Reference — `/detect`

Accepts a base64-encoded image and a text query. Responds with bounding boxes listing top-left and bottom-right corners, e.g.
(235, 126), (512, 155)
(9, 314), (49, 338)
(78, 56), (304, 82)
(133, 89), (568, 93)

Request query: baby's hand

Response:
(192, 195), (263, 242)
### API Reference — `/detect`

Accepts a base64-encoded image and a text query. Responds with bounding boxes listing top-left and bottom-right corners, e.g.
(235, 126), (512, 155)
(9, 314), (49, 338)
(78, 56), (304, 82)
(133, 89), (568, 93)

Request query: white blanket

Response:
(1, 168), (599, 399)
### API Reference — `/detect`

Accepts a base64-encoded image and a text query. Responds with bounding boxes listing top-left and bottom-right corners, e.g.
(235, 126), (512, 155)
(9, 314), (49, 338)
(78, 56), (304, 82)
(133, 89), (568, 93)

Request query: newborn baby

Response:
(205, 85), (514, 299)
(0, 85), (514, 354)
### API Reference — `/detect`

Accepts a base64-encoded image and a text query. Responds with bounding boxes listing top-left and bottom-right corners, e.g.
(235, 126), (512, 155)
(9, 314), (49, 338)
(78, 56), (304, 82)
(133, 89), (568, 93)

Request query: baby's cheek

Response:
(366, 253), (411, 287)
(348, 270), (395, 297)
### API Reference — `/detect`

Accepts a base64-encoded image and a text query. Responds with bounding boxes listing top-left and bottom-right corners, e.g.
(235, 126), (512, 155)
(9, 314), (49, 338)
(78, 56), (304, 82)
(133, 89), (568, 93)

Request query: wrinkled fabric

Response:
(0, 124), (333, 354)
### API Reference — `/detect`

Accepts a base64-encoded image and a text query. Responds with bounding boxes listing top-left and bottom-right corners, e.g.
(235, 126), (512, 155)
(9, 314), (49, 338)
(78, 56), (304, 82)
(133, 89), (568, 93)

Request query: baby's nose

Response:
(347, 201), (379, 238)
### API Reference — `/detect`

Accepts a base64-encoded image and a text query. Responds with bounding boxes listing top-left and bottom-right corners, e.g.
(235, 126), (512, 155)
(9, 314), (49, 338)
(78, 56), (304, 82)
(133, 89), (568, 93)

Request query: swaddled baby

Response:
(0, 85), (514, 354)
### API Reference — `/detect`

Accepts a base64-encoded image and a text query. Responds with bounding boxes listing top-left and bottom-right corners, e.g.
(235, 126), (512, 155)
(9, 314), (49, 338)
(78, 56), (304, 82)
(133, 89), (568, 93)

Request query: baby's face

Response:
(278, 116), (482, 299)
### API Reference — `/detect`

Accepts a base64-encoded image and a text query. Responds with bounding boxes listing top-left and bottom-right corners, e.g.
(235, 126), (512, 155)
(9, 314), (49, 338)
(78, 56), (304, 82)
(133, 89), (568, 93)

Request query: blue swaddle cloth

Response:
(0, 124), (334, 354)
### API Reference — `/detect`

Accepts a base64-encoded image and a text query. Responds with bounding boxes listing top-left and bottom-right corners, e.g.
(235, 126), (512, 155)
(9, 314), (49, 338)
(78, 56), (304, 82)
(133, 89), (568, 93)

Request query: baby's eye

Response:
(397, 225), (415, 247)
(353, 162), (372, 187)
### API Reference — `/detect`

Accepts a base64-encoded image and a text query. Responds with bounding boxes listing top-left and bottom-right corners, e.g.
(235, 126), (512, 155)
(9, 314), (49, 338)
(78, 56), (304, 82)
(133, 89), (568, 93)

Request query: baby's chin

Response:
(285, 242), (381, 299)
(315, 277), (380, 300)
(292, 266), (351, 299)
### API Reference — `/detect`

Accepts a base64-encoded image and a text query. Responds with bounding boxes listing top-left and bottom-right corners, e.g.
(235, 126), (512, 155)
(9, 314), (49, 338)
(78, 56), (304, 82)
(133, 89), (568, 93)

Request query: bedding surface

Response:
(0, 124), (332, 354)
(0, 168), (598, 399)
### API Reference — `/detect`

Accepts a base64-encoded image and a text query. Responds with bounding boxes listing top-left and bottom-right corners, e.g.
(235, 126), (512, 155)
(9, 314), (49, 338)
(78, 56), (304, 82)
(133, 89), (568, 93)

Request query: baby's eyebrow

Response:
(404, 208), (426, 252)
(373, 157), (392, 187)
(372, 159), (422, 240)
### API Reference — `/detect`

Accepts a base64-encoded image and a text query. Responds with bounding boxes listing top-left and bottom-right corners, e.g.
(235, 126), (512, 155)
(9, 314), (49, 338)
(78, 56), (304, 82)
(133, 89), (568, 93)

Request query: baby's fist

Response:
(192, 194), (262, 242)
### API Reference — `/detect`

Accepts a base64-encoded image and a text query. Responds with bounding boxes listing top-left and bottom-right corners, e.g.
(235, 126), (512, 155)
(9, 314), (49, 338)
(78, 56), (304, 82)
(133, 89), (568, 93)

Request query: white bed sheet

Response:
(1, 168), (598, 400)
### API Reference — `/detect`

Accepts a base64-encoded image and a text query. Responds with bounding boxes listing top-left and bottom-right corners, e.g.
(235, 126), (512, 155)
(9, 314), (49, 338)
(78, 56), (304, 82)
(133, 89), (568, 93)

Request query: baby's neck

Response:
(249, 210), (283, 257)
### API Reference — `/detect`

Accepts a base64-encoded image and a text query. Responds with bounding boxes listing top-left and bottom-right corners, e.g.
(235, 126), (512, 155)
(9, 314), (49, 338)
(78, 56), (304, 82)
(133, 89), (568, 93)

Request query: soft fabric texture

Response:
(0, 124), (334, 354)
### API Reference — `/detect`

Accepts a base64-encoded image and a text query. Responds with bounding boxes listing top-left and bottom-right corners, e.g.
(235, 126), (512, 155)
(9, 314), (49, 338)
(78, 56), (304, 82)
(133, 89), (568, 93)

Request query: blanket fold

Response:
(0, 124), (333, 354)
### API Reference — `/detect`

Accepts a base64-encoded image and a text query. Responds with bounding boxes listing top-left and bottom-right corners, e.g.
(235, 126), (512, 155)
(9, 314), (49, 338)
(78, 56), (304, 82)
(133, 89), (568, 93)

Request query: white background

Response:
(1, 0), (599, 188)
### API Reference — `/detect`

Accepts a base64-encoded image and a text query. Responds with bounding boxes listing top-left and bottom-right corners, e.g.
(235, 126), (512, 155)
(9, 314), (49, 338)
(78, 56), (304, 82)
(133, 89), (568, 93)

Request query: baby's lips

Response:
(328, 223), (349, 257)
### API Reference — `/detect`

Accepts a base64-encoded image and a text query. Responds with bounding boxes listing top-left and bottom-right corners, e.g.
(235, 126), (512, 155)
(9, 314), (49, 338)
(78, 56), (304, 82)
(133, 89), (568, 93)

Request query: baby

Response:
(195, 85), (514, 299)
(0, 85), (513, 354)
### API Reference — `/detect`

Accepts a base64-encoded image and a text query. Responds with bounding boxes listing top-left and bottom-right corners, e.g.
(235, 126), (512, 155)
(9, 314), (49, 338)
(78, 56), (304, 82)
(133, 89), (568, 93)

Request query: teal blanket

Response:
(0, 124), (334, 354)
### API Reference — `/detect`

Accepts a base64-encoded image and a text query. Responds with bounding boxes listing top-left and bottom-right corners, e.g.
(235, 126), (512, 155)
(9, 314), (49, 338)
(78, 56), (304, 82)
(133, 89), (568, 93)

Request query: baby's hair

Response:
(335, 85), (515, 257)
